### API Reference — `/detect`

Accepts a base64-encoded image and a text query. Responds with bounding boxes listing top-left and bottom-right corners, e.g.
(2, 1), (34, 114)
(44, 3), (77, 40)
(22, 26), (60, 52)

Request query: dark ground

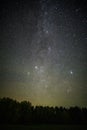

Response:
(0, 125), (87, 130)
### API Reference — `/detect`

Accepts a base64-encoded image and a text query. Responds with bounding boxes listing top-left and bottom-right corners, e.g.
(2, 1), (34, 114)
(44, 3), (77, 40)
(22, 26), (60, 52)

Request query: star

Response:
(70, 70), (73, 75)
(67, 87), (72, 94)
(48, 46), (51, 51)
(39, 66), (44, 73)
(45, 30), (49, 34)
(44, 11), (48, 15)
(27, 72), (30, 75)
(35, 66), (38, 70)
(45, 84), (48, 88)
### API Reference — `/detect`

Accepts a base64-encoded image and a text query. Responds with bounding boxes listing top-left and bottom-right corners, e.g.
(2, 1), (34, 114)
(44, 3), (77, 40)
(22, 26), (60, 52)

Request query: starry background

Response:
(0, 0), (87, 107)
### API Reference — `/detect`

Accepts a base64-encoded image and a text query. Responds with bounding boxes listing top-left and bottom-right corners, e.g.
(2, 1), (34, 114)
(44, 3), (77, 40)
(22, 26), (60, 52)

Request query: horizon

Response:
(0, 97), (87, 108)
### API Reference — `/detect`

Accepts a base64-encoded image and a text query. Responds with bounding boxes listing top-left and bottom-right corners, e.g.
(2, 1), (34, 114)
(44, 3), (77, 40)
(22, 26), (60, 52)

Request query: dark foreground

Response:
(0, 125), (87, 130)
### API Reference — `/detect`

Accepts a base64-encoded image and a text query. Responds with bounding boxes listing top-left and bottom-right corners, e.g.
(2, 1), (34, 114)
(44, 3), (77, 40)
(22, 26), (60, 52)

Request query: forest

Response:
(0, 97), (87, 125)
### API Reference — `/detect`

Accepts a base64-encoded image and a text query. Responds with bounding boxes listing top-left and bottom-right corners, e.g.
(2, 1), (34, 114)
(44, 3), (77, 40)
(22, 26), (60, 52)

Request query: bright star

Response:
(35, 66), (38, 70)
(70, 70), (73, 75)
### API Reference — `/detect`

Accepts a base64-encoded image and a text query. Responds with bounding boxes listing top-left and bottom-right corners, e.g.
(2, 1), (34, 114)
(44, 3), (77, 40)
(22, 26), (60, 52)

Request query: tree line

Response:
(0, 97), (87, 125)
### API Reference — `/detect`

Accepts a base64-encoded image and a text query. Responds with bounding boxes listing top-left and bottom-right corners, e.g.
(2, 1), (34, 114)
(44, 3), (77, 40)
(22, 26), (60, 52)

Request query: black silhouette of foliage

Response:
(0, 97), (87, 124)
(19, 101), (32, 124)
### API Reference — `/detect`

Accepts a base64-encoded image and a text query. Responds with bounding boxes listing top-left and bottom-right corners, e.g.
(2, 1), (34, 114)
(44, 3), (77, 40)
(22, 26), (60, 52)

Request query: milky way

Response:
(0, 0), (87, 107)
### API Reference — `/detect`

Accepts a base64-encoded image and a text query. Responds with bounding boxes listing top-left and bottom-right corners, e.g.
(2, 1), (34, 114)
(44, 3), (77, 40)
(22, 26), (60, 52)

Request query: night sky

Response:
(0, 0), (87, 107)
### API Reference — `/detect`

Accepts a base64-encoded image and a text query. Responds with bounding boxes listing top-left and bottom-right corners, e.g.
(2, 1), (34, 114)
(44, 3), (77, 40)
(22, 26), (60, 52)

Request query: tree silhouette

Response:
(0, 97), (20, 124)
(19, 101), (32, 124)
(0, 97), (87, 125)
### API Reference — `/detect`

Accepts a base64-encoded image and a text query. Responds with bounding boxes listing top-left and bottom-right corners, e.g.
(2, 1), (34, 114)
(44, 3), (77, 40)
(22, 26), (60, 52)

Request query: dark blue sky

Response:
(0, 0), (87, 107)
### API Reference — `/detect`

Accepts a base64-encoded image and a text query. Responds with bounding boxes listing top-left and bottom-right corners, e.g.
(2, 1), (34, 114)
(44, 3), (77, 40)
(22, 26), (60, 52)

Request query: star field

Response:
(0, 0), (87, 107)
